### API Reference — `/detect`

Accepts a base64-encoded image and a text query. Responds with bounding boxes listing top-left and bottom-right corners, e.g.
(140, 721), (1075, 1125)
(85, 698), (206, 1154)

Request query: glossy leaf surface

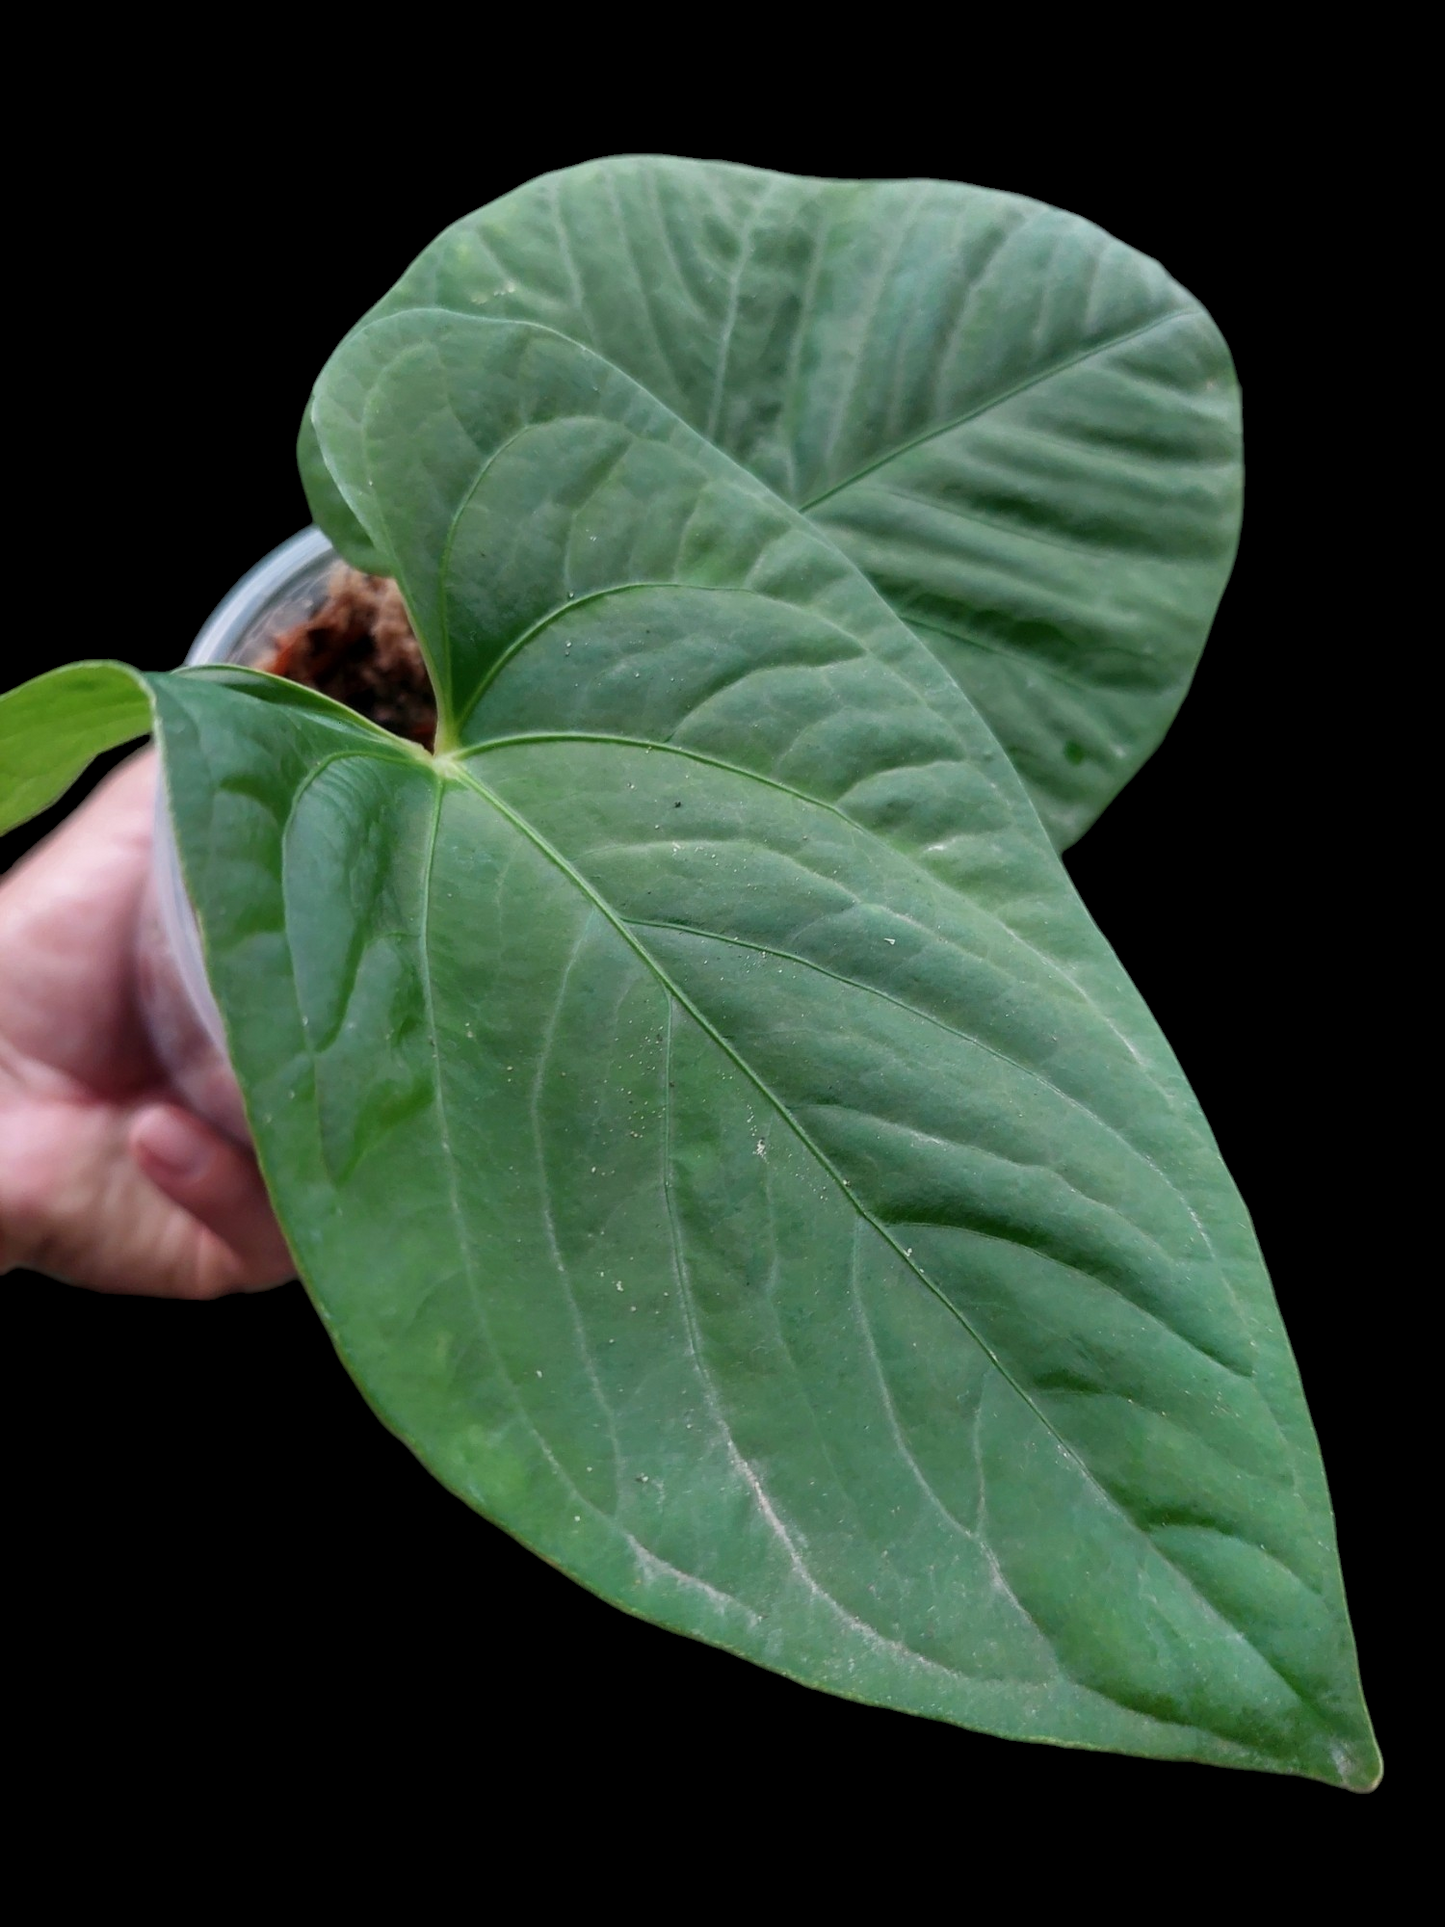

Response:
(301, 157), (1242, 846)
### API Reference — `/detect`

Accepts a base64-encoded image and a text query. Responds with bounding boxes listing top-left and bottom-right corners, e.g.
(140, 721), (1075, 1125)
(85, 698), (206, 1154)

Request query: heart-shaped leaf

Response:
(0, 279), (1369, 1782)
(19, 309), (1353, 1782)
(300, 158), (1242, 847)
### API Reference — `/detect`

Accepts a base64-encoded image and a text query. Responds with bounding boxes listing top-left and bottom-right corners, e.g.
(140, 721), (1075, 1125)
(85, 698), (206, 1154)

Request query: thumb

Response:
(130, 1105), (295, 1291)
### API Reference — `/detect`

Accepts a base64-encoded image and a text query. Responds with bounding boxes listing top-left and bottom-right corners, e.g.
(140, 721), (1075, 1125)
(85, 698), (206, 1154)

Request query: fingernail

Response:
(135, 1107), (213, 1181)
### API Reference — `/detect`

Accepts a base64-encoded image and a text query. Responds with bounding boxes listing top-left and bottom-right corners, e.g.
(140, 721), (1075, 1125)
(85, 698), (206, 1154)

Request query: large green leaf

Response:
(1, 301), (1365, 1782)
(300, 157), (1242, 848)
(66, 308), (1365, 1782)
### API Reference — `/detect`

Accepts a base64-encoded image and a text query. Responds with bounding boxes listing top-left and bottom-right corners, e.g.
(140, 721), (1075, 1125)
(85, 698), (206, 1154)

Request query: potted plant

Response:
(0, 157), (1378, 1787)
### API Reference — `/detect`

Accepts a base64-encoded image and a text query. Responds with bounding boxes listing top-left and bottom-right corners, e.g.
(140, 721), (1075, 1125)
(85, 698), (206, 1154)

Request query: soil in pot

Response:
(263, 565), (436, 749)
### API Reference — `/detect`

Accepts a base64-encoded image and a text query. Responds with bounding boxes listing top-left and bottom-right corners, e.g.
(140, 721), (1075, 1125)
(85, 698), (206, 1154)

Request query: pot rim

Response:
(150, 526), (337, 1059)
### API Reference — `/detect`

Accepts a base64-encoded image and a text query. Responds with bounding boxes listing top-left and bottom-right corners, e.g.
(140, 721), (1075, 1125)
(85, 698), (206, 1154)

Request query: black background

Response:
(6, 98), (1401, 1849)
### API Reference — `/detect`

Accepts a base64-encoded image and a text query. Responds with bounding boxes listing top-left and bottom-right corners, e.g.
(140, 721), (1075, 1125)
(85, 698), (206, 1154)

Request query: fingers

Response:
(2, 1088), (292, 1299)
(2, 752), (297, 1301)
(130, 1105), (295, 1293)
(0, 750), (161, 1087)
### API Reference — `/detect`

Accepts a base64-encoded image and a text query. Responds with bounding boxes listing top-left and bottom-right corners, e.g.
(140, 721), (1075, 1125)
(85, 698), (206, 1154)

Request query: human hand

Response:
(0, 752), (294, 1296)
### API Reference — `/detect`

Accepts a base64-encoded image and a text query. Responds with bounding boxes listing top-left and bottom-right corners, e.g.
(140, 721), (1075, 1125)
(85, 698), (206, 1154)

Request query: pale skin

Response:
(0, 751), (293, 1297)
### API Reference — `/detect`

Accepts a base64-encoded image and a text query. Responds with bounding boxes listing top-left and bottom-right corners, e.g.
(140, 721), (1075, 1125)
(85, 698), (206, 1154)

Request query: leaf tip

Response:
(1324, 1735), (1384, 1794)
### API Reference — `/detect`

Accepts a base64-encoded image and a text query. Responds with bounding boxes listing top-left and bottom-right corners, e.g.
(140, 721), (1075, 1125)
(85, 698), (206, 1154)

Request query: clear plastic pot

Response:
(135, 527), (337, 1145)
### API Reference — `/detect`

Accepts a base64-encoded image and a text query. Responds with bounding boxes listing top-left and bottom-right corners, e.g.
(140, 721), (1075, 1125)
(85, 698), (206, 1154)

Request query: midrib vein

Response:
(445, 756), (1316, 1718)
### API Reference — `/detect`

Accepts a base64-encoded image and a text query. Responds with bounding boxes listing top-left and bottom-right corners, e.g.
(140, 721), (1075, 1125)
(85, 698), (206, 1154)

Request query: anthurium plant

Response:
(0, 158), (1378, 1787)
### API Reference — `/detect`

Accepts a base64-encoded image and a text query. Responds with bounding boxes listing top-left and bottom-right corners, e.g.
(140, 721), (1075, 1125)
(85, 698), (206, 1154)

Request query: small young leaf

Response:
(0, 663), (152, 836)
